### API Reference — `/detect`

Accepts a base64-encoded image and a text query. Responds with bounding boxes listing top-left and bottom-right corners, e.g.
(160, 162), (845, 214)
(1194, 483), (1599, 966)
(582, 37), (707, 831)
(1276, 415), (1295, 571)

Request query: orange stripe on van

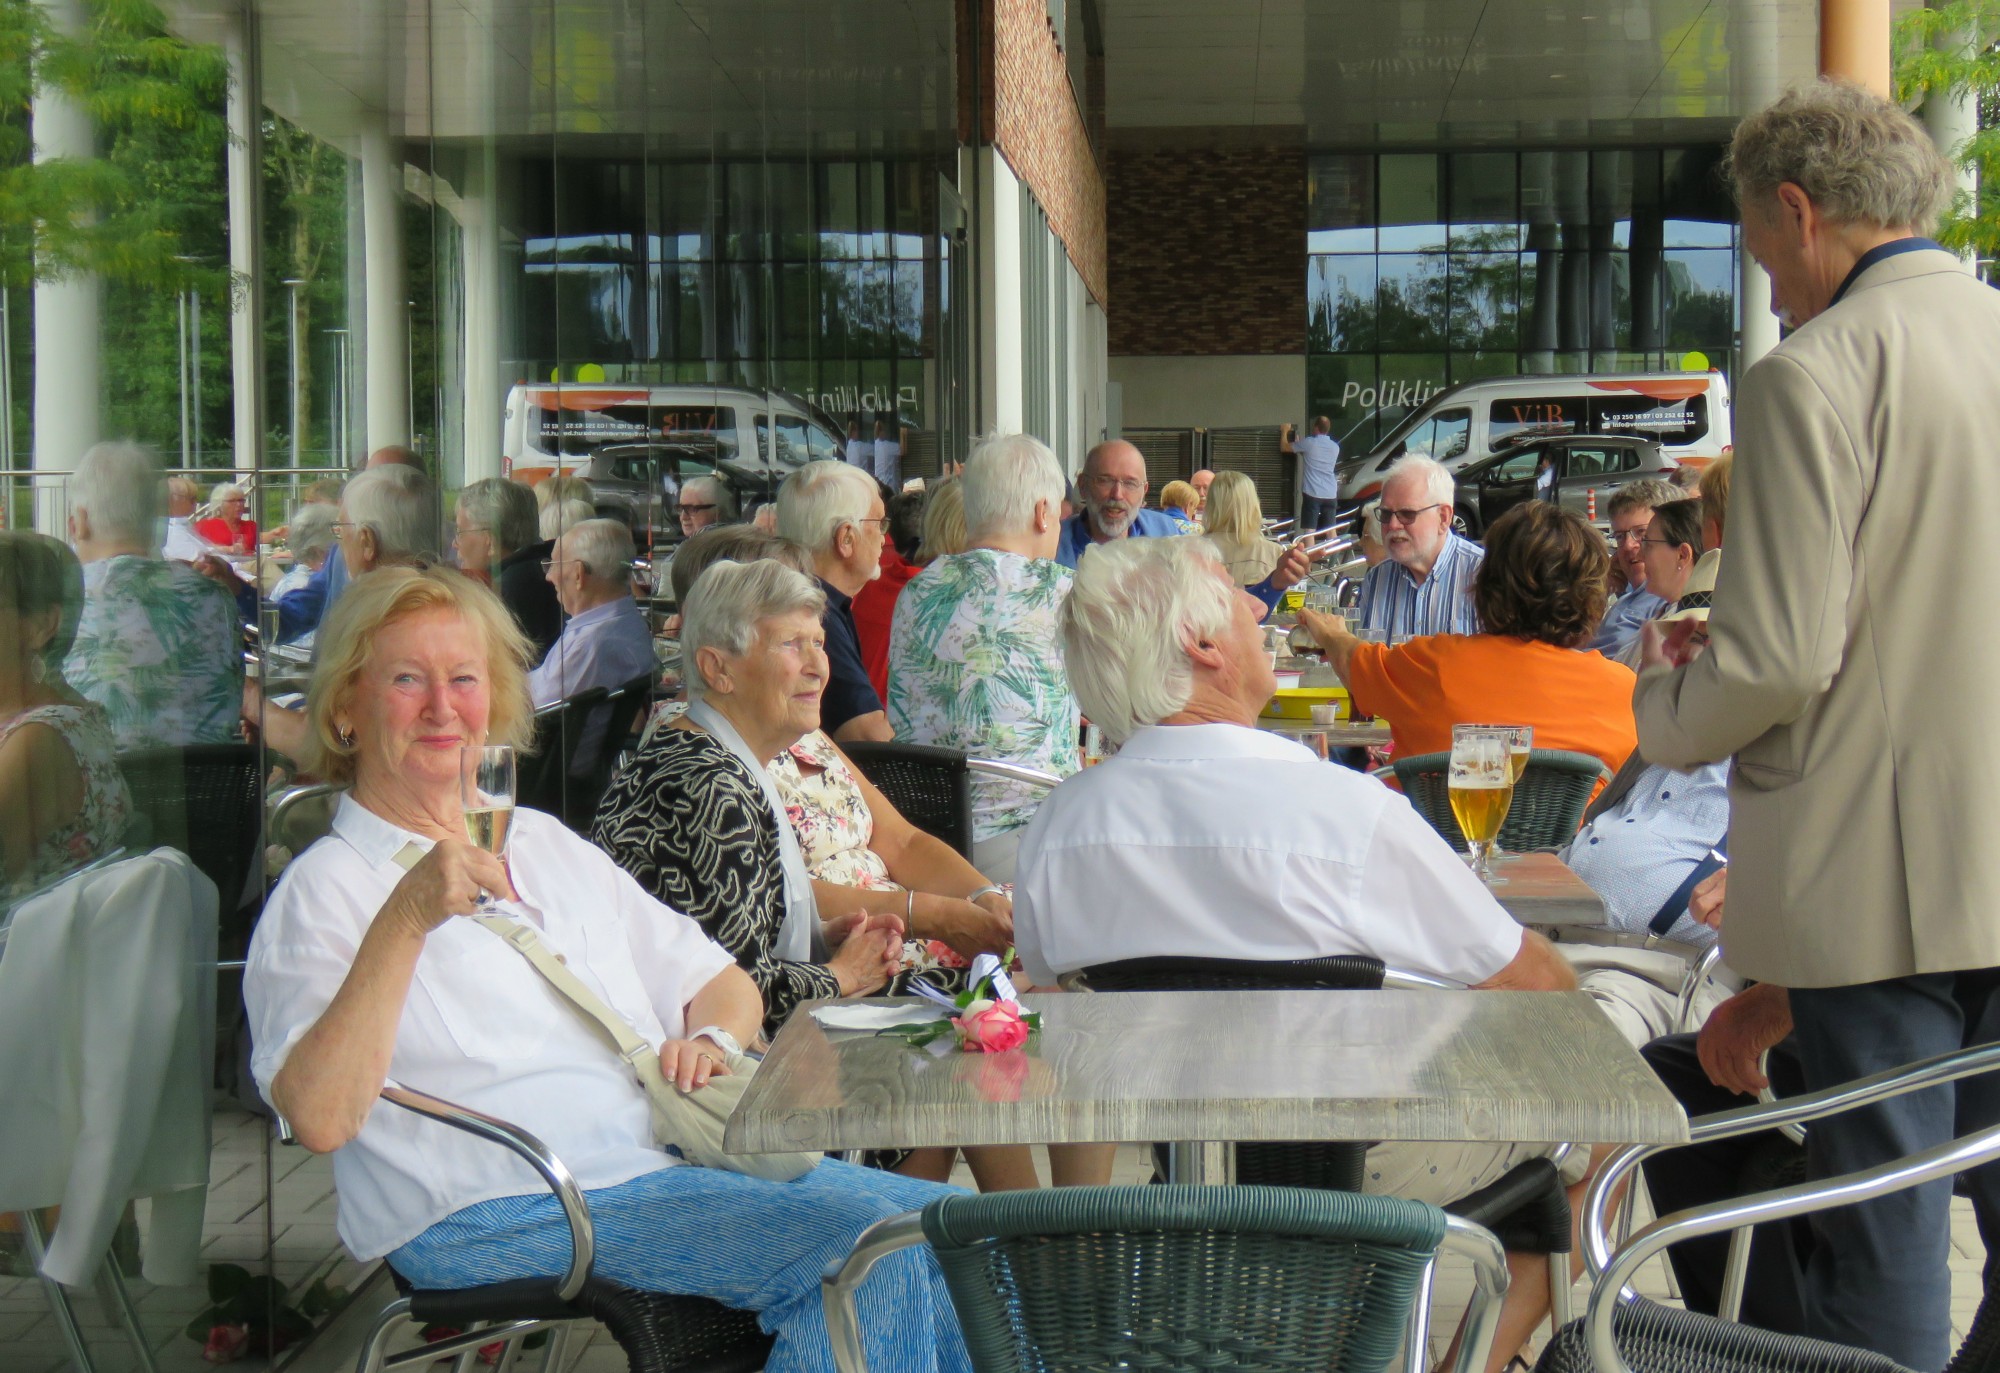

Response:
(520, 388), (651, 411)
(1585, 378), (1710, 402)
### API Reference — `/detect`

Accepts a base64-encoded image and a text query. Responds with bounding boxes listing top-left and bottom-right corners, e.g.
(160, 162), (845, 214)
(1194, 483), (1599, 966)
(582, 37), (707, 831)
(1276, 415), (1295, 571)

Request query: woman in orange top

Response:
(1299, 500), (1637, 784)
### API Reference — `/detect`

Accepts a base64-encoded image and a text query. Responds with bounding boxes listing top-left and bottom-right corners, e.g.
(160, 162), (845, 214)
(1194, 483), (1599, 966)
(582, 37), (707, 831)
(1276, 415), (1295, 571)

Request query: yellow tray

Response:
(1262, 685), (1350, 721)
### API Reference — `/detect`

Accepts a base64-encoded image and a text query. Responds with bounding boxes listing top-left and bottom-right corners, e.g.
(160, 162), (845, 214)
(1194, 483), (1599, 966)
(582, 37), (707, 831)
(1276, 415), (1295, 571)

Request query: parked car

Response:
(1335, 370), (1731, 506)
(580, 443), (797, 555)
(1449, 434), (1676, 537)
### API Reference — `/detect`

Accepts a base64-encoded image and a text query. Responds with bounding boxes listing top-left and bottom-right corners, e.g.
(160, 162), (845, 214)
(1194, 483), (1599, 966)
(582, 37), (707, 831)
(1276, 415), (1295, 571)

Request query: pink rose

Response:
(954, 998), (1030, 1053)
(925, 940), (969, 969)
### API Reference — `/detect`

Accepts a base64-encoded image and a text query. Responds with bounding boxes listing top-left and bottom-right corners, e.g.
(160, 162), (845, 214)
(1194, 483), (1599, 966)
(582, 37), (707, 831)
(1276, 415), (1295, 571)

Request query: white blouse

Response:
(246, 796), (737, 1260)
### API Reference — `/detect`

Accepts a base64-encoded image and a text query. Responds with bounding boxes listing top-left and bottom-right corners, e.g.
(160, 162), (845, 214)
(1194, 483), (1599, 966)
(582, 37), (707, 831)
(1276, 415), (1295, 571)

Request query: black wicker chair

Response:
(1074, 953), (1578, 1362)
(559, 672), (656, 830)
(1564, 1042), (2000, 1373)
(518, 687), (611, 820)
(116, 743), (265, 936)
(1394, 747), (1611, 852)
(354, 1084), (774, 1373)
(839, 742), (975, 858)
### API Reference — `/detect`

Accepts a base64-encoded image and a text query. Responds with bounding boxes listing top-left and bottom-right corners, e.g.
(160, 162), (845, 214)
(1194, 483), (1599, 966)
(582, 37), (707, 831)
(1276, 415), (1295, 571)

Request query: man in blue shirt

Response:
(529, 519), (657, 708)
(1355, 456), (1484, 638)
(1055, 440), (1185, 568)
(1586, 479), (1679, 657)
(1283, 416), (1343, 532)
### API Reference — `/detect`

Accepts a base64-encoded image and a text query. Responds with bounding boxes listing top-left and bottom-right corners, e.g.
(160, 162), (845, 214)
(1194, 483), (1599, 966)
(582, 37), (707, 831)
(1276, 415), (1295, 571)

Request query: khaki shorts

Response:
(1360, 1138), (1589, 1205)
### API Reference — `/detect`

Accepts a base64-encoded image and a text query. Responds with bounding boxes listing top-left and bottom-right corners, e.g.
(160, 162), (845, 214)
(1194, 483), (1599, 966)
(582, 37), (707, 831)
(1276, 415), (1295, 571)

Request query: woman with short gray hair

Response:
(196, 480), (257, 554)
(594, 558), (907, 1040)
(453, 477), (562, 658)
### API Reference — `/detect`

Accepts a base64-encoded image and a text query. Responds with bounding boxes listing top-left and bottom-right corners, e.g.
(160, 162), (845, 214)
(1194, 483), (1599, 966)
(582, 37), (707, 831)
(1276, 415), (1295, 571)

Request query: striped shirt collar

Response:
(1357, 532), (1485, 639)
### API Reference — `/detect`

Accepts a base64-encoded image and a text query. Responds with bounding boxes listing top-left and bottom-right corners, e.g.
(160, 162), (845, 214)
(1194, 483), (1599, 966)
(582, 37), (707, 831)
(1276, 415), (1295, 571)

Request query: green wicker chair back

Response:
(921, 1185), (1448, 1373)
(1393, 748), (1610, 852)
(1536, 1296), (1918, 1373)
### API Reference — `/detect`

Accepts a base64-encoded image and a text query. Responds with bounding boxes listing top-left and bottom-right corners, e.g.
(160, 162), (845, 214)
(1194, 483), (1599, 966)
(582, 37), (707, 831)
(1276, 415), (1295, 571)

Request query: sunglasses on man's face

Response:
(1378, 504), (1444, 527)
(678, 503), (718, 516)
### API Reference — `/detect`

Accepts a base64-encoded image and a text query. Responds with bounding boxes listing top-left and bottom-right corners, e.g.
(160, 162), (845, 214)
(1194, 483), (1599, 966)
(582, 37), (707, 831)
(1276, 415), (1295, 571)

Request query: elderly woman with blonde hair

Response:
(1157, 479), (1200, 534)
(245, 564), (971, 1373)
(1200, 471), (1284, 586)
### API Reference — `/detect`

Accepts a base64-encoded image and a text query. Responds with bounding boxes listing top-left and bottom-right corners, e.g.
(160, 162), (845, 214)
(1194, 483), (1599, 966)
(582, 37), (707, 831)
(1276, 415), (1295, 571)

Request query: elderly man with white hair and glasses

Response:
(887, 432), (1079, 882)
(777, 461), (894, 743)
(531, 518), (655, 708)
(1630, 81), (2000, 1369)
(676, 475), (737, 538)
(62, 441), (245, 750)
(1355, 454), (1483, 639)
(1010, 535), (1584, 1371)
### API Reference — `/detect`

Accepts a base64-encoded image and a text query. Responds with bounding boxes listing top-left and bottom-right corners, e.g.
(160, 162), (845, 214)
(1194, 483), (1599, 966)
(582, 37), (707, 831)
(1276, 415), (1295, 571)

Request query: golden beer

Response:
(1449, 779), (1514, 845)
(1508, 747), (1530, 783)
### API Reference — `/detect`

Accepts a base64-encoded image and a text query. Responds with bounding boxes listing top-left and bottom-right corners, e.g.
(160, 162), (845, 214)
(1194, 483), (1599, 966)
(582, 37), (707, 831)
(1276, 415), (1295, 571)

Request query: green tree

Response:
(1895, 0), (2000, 258)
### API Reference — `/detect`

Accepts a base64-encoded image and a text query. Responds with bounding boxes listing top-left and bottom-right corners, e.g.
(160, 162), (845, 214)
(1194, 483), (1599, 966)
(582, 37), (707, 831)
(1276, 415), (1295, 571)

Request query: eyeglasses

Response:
(1610, 528), (1651, 546)
(539, 558), (572, 574)
(1087, 475), (1145, 496)
(851, 516), (892, 533)
(331, 521), (358, 542)
(1378, 504), (1445, 526)
(677, 503), (718, 516)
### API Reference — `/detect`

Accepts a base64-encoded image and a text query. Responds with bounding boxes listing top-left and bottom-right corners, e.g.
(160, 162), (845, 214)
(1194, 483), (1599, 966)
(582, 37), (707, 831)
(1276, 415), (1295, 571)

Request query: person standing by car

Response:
(1533, 451), (1557, 503)
(845, 418), (872, 469)
(1283, 417), (1343, 532)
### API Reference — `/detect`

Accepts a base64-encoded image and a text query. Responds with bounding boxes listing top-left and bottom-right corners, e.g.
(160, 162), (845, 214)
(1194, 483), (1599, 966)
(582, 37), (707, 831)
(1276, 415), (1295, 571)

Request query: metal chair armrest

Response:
(1583, 1120), (2000, 1373)
(268, 782), (345, 847)
(1673, 943), (1725, 1034)
(964, 759), (1064, 791)
(1381, 967), (1467, 991)
(1582, 1038), (2000, 1275)
(1440, 1215), (1514, 1373)
(821, 1210), (928, 1373)
(379, 1083), (597, 1302)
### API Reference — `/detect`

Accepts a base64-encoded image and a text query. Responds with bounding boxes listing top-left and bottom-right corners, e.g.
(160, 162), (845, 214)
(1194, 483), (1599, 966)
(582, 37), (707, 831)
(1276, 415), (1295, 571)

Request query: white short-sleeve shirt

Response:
(1011, 723), (1524, 987)
(246, 796), (736, 1259)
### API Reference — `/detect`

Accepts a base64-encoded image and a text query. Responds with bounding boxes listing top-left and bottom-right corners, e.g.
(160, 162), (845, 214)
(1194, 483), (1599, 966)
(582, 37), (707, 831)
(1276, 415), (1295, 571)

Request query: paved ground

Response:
(4, 1134), (1984, 1373)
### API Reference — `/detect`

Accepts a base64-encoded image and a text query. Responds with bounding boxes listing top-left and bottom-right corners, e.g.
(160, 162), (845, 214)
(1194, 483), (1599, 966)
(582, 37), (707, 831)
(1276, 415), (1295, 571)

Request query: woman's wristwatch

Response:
(688, 1025), (743, 1059)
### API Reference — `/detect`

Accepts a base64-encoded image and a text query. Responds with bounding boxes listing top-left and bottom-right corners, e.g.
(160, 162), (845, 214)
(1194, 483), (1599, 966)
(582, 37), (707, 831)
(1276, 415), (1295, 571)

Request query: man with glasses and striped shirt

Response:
(1355, 456), (1484, 639)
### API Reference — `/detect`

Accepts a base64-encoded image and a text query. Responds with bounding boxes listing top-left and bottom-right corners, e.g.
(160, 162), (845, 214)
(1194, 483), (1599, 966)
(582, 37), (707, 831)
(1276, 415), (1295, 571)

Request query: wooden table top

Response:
(723, 988), (1687, 1156)
(1486, 851), (1609, 928)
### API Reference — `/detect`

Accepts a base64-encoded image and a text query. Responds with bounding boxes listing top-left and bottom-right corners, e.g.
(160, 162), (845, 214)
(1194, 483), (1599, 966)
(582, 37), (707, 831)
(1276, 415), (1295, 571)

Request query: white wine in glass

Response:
(462, 745), (516, 905)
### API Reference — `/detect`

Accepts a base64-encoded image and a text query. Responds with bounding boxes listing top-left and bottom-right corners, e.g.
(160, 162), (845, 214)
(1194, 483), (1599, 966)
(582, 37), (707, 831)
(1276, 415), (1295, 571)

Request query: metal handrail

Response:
(1581, 1038), (2000, 1278)
(964, 758), (1063, 791)
(1584, 1120), (2000, 1373)
(379, 1083), (596, 1302)
(269, 782), (345, 851)
(820, 1207), (1509, 1373)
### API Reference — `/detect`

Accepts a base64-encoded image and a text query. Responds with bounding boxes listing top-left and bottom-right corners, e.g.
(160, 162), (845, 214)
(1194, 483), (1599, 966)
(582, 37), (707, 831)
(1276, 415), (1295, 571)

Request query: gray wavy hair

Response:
(680, 558), (827, 699)
(1727, 80), (1953, 231)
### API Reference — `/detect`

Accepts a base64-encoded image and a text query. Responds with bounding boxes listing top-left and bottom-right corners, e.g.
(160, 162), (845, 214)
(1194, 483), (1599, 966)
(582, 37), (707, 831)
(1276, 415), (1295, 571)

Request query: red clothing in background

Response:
(851, 547), (921, 705)
(194, 517), (257, 552)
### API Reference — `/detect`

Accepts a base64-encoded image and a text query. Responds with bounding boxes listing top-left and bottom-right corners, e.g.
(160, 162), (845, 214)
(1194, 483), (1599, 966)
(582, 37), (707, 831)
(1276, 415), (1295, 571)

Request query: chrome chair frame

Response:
(353, 1083), (595, 1373)
(821, 1206), (1513, 1373)
(963, 759), (1061, 791)
(1577, 1117), (2000, 1373)
(1580, 1040), (2000, 1320)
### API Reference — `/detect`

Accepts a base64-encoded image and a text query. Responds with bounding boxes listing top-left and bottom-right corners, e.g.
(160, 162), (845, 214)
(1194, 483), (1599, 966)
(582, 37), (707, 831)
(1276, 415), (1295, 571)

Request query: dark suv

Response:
(1450, 435), (1676, 537)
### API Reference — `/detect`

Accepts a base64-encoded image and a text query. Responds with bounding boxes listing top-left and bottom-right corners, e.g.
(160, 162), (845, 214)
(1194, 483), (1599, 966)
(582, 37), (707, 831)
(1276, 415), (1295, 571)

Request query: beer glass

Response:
(1502, 724), (1534, 783)
(461, 745), (516, 907)
(1449, 725), (1514, 883)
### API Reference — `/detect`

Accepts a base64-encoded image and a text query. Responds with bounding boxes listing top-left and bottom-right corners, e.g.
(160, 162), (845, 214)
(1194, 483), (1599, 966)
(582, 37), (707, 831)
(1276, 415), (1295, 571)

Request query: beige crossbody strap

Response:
(388, 842), (671, 1092)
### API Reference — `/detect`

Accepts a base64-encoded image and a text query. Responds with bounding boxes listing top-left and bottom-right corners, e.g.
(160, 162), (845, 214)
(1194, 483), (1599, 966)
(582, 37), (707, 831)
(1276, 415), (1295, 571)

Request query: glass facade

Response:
(1307, 147), (1741, 451)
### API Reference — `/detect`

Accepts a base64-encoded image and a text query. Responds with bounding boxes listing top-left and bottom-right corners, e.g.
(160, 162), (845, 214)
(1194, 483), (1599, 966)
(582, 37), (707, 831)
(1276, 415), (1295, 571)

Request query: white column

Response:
(360, 126), (410, 453)
(224, 5), (266, 476)
(460, 147), (504, 481)
(1923, 18), (1979, 263)
(975, 147), (1023, 436)
(1732, 1), (1783, 371)
(31, 0), (100, 522)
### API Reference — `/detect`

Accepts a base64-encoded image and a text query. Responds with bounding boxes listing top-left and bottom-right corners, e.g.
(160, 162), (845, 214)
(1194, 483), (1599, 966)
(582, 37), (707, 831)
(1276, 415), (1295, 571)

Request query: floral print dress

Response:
(1, 702), (132, 896)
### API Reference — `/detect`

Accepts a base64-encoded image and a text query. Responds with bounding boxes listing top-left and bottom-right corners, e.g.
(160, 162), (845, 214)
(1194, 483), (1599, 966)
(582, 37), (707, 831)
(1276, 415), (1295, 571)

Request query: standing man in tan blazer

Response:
(1634, 81), (2000, 1370)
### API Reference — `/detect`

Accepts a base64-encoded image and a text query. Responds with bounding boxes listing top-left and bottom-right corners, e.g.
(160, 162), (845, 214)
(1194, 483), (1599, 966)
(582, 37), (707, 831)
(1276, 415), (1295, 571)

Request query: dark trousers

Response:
(1300, 494), (1340, 534)
(1640, 1033), (1811, 1332)
(1787, 971), (2000, 1371)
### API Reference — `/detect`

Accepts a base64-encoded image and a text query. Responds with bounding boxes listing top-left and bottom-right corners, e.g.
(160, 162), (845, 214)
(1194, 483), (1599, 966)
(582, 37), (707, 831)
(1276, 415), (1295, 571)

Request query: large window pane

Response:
(1308, 255), (1377, 353)
(1663, 249), (1736, 351)
(1379, 154), (1446, 252)
(1308, 354), (1377, 447)
(1377, 253), (1446, 351)
(1448, 253), (1519, 351)
(1450, 152), (1519, 250)
(1308, 153), (1375, 253)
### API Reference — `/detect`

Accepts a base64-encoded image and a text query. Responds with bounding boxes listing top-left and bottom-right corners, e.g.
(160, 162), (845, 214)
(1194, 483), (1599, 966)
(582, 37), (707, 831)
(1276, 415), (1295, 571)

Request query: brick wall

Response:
(1107, 146), (1306, 355)
(990, 0), (1108, 306)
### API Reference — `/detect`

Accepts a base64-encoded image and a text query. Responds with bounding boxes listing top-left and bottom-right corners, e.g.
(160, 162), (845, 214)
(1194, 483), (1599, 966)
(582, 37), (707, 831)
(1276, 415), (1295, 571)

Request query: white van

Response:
(1334, 371), (1732, 505)
(501, 383), (846, 488)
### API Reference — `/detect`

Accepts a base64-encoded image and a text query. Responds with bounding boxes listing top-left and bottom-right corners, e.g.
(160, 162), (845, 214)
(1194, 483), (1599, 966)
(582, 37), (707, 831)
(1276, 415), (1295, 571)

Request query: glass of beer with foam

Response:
(1449, 725), (1515, 883)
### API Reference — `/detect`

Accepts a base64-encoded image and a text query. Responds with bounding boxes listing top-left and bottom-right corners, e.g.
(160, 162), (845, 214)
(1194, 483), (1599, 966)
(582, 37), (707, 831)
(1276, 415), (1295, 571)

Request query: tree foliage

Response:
(1895, 0), (2000, 259)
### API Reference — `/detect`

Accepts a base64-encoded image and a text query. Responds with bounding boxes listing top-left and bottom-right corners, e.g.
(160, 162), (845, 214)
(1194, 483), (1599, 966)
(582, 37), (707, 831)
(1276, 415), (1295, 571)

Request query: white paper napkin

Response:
(809, 1003), (949, 1032)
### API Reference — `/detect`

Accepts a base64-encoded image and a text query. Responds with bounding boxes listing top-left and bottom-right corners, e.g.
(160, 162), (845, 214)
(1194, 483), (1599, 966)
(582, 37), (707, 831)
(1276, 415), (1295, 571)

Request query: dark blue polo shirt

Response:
(818, 578), (882, 734)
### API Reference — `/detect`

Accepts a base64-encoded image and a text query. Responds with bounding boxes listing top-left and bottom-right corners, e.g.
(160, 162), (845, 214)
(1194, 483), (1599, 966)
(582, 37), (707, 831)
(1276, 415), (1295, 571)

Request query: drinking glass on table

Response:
(461, 744), (516, 907)
(1449, 725), (1515, 884)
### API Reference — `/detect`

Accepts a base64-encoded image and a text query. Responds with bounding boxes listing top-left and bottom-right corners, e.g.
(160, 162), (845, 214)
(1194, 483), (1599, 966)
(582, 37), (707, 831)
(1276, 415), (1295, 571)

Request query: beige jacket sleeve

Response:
(1634, 353), (1868, 767)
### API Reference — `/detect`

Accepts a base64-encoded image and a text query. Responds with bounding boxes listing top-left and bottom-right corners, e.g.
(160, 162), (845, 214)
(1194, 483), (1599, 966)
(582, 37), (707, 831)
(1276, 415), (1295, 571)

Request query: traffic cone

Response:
(1586, 487), (1597, 519)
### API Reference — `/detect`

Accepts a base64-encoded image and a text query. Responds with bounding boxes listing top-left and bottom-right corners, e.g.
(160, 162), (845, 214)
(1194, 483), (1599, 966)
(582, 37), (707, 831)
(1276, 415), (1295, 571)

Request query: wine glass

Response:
(1448, 725), (1515, 884)
(461, 745), (516, 907)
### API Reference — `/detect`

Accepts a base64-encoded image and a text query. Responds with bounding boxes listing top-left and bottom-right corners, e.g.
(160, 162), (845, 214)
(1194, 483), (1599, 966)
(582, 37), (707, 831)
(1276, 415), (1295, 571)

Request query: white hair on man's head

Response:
(682, 475), (739, 520)
(541, 496), (595, 543)
(1381, 454), (1454, 507)
(562, 518), (636, 586)
(343, 463), (439, 560)
(456, 477), (539, 553)
(1059, 537), (1235, 747)
(680, 557), (827, 699)
(776, 460), (877, 554)
(961, 432), (1066, 541)
(288, 502), (339, 563)
(70, 441), (164, 547)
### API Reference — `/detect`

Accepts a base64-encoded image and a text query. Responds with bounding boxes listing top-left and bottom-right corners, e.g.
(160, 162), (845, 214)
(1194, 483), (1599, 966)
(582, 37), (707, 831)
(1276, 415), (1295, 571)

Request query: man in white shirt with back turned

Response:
(1012, 534), (1583, 1373)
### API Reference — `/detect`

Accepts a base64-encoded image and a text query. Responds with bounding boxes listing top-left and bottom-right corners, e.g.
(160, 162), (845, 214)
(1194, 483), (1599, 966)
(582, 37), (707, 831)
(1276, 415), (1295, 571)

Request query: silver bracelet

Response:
(905, 887), (915, 927)
(964, 884), (1006, 904)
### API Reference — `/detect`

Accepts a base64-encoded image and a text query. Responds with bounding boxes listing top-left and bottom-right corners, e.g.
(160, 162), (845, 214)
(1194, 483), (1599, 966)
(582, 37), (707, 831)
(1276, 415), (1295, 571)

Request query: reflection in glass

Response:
(1307, 154), (1375, 253)
(1307, 256), (1378, 353)
(1376, 253), (1447, 351)
(1447, 254), (1519, 352)
(1378, 154), (1446, 252)
(1664, 249), (1736, 353)
(1450, 153), (1519, 249)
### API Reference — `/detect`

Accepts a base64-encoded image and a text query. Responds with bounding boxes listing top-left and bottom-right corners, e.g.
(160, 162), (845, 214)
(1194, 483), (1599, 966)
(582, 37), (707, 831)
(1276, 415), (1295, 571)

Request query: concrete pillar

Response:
(224, 4), (266, 477)
(975, 147), (1023, 436)
(31, 0), (100, 518)
(1733, 0), (1784, 372)
(1739, 256), (1782, 369)
(1820, 0), (1891, 96)
(1922, 16), (1978, 261)
(360, 127), (410, 452)
(461, 147), (505, 482)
